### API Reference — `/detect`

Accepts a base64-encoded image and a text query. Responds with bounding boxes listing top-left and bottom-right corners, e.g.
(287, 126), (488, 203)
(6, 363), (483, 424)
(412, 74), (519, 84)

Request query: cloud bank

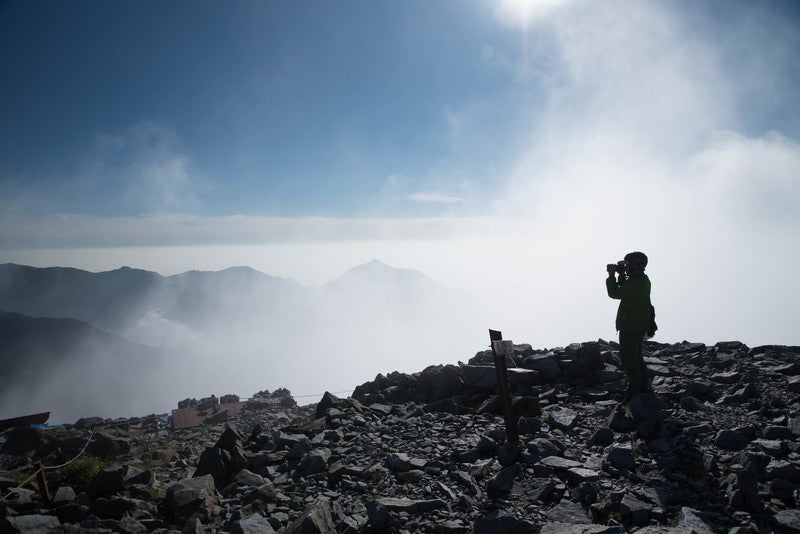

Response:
(2, 0), (799, 356)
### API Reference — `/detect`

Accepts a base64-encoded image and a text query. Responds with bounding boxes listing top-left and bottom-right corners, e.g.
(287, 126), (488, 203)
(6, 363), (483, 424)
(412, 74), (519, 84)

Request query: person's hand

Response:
(606, 264), (617, 275)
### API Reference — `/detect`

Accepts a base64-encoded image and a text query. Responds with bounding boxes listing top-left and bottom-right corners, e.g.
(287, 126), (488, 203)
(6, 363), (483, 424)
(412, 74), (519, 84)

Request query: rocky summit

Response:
(1, 340), (800, 533)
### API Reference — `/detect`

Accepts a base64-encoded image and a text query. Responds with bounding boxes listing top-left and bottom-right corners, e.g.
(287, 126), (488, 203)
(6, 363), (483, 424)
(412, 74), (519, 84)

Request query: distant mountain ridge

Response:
(0, 263), (160, 330)
(0, 260), (472, 422)
(0, 310), (167, 397)
(0, 261), (442, 330)
(0, 311), (118, 378)
(0, 262), (304, 331)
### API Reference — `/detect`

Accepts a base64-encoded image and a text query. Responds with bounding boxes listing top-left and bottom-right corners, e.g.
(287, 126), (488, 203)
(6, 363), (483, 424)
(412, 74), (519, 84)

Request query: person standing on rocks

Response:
(606, 251), (652, 400)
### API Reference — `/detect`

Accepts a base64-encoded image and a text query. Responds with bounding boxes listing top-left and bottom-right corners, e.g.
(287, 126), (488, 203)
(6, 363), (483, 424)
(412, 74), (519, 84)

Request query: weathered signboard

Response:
(492, 339), (514, 356)
(489, 330), (519, 442)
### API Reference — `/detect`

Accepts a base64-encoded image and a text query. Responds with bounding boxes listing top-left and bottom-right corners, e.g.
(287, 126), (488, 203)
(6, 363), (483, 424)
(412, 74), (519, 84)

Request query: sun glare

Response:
(495, 0), (576, 27)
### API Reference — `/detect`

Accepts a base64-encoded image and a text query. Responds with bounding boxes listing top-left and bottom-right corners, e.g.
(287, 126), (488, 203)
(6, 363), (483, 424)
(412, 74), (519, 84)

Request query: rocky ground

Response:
(1, 339), (800, 533)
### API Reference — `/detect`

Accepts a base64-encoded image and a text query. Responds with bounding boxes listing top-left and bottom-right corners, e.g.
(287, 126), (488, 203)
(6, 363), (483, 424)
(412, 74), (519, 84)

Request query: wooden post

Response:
(489, 329), (519, 442)
(35, 462), (50, 505)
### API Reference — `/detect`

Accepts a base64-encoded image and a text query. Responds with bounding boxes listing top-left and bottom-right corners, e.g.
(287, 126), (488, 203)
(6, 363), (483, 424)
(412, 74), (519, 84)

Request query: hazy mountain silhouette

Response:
(152, 266), (305, 329)
(321, 259), (442, 303)
(0, 263), (304, 332)
(0, 260), (479, 422)
(0, 311), (119, 379)
(0, 264), (159, 331)
(0, 311), (178, 421)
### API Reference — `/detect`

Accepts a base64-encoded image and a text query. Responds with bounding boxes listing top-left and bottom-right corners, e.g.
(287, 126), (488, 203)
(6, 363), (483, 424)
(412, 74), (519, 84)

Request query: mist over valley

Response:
(0, 260), (485, 423)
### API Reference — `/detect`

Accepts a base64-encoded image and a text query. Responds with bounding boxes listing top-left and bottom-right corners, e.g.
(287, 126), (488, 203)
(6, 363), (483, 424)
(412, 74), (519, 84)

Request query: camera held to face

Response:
(607, 260), (628, 275)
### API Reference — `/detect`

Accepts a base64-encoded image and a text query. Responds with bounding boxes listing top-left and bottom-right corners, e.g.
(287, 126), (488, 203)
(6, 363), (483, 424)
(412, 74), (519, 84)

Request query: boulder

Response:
(567, 342), (605, 372)
(590, 428), (614, 446)
(487, 463), (522, 499)
(518, 416), (542, 435)
(376, 497), (447, 513)
(608, 407), (636, 433)
(297, 449), (331, 477)
(508, 368), (541, 389)
(0, 427), (49, 455)
(523, 354), (562, 382)
(545, 499), (591, 523)
(314, 391), (342, 419)
(511, 396), (541, 417)
(462, 366), (498, 390)
(606, 445), (635, 471)
(386, 452), (412, 472)
(547, 408), (578, 430)
(90, 464), (126, 498)
(87, 431), (131, 459)
(773, 509), (800, 533)
(165, 475), (218, 523)
(1, 514), (61, 532)
(286, 496), (336, 534)
(527, 438), (561, 460)
(676, 507), (715, 533)
(194, 447), (230, 488)
(231, 513), (277, 534)
(52, 485), (77, 506)
(619, 493), (651, 526)
(474, 511), (536, 533)
(714, 430), (748, 451)
(366, 498), (393, 530)
(232, 468), (266, 487)
(627, 392), (665, 421)
(413, 364), (464, 402)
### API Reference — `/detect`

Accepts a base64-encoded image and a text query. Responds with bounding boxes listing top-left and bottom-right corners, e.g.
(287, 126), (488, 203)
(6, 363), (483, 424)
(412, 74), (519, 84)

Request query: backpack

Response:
(646, 305), (658, 339)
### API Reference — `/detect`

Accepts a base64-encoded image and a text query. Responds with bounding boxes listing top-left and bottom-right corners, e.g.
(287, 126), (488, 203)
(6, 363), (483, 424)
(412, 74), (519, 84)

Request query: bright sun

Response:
(495, 0), (576, 26)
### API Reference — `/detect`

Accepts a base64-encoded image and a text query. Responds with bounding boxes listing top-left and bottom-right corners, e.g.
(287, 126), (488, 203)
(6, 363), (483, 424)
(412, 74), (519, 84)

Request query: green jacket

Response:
(606, 273), (652, 333)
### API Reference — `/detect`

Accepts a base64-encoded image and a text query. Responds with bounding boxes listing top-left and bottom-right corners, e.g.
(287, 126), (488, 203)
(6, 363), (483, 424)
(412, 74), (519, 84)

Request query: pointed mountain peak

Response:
(348, 259), (394, 273)
(339, 259), (422, 279)
(324, 259), (439, 293)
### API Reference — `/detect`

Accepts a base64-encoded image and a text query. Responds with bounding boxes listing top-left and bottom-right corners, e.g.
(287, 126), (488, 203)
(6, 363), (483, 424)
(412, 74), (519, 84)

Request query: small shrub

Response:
(59, 455), (103, 488)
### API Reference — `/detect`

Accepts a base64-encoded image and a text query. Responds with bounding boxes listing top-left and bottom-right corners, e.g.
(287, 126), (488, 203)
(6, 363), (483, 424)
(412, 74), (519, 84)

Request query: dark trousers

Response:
(619, 331), (649, 393)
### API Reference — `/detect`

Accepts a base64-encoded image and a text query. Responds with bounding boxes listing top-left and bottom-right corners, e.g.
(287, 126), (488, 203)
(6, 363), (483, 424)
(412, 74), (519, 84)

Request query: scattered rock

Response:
(231, 513), (277, 534)
(286, 496), (336, 533)
(715, 429), (748, 451)
(1, 339), (798, 532)
(487, 463), (522, 499)
(474, 511), (536, 533)
(546, 499), (591, 523)
(165, 475), (218, 523)
(606, 444), (636, 471)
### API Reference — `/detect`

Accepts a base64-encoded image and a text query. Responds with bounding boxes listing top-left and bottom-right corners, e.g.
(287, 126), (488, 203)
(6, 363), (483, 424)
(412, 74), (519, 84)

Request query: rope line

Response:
(42, 427), (96, 471)
(0, 427), (95, 503)
(292, 389), (353, 398)
(0, 471), (39, 503)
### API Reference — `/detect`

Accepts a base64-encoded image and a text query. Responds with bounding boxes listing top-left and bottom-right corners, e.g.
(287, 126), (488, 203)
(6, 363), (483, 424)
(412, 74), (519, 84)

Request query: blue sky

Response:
(1, 0), (534, 217)
(2, 0), (800, 346)
(2, 0), (798, 221)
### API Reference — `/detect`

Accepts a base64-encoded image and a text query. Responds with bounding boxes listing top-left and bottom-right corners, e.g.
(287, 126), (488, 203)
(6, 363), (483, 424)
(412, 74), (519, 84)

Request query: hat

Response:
(623, 251), (648, 269)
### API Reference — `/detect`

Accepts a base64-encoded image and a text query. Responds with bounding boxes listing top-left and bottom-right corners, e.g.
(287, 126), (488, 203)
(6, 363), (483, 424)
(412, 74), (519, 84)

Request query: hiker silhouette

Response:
(606, 251), (653, 400)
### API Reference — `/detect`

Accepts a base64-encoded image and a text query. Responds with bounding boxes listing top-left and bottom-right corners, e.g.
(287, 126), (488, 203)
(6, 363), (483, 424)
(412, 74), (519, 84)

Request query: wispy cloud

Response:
(407, 191), (463, 204)
(82, 121), (207, 213)
(0, 121), (207, 218)
(0, 213), (526, 248)
(2, 1), (799, 351)
(480, 0), (800, 345)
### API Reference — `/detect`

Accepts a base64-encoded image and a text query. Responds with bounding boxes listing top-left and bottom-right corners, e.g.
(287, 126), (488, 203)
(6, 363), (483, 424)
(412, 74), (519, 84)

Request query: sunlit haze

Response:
(1, 0), (799, 421)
